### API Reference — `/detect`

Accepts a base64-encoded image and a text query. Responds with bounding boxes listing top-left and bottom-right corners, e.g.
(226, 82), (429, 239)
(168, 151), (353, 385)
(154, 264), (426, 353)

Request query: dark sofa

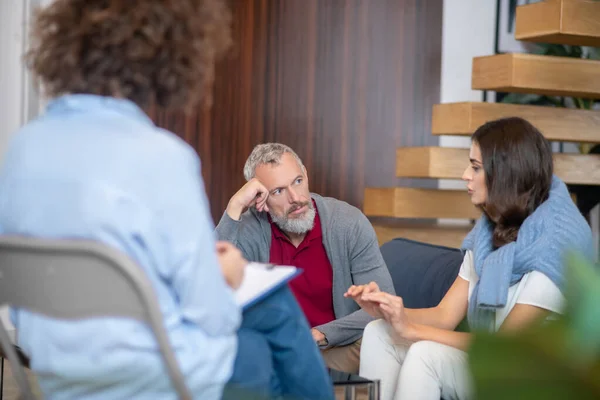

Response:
(381, 238), (464, 309)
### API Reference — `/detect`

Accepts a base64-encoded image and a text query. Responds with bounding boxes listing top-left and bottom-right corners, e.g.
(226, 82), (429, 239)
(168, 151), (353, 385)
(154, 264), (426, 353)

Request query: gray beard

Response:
(269, 205), (316, 235)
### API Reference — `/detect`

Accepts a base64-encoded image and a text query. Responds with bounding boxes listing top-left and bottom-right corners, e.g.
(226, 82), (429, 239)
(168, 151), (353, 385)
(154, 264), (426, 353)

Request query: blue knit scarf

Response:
(461, 176), (594, 331)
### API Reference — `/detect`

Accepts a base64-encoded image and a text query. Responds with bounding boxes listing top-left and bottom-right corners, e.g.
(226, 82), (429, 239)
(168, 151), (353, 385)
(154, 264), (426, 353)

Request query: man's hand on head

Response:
(226, 178), (270, 220)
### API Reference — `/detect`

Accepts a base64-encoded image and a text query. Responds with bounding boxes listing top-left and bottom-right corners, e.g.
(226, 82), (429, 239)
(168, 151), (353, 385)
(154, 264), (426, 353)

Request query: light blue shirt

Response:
(0, 94), (241, 399)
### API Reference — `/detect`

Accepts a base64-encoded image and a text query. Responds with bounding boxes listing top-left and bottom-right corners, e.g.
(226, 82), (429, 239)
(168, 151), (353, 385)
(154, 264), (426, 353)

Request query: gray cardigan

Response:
(215, 193), (395, 347)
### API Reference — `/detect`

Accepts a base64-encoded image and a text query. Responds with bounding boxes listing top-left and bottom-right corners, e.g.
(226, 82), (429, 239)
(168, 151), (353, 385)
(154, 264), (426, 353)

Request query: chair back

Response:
(0, 236), (192, 400)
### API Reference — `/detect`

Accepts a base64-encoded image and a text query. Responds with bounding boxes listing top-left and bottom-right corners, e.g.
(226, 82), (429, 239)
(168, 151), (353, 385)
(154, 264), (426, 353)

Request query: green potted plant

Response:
(468, 253), (600, 399)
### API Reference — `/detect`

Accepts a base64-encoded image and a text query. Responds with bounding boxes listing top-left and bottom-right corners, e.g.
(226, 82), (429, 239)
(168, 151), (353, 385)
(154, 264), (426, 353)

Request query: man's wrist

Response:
(317, 335), (328, 347)
(311, 328), (328, 346)
(226, 202), (244, 221)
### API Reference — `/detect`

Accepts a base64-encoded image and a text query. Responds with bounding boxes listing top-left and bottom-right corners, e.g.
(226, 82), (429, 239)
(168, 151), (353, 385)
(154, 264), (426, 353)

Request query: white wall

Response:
(0, 0), (45, 340)
(439, 0), (497, 177)
(0, 0), (44, 156)
(0, 1), (28, 339)
(437, 0), (496, 226)
(0, 1), (27, 159)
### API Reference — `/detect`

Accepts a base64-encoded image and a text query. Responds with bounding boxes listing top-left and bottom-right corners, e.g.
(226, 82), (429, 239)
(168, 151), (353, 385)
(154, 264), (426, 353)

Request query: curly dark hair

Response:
(472, 117), (554, 248)
(26, 0), (232, 110)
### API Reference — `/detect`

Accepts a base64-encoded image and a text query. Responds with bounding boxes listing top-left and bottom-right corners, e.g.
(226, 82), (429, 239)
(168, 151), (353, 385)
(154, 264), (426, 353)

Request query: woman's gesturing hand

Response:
(344, 281), (384, 318)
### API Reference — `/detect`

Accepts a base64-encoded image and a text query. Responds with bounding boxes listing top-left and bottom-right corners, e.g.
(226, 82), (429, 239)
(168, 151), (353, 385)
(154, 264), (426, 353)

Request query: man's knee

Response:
(321, 338), (362, 374)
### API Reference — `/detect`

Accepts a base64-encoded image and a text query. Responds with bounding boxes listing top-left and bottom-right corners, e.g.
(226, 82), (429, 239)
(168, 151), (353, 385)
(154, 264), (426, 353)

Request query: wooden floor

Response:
(1, 363), (367, 400)
(1, 361), (41, 400)
(335, 386), (370, 399)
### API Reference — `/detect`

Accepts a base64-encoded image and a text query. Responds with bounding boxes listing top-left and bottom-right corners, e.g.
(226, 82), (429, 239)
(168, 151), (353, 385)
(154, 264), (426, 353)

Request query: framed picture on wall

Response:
(495, 0), (543, 54)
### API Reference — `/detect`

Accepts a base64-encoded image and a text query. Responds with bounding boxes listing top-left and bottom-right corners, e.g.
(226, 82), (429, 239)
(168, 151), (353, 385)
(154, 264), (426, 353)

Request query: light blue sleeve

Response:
(156, 144), (241, 336)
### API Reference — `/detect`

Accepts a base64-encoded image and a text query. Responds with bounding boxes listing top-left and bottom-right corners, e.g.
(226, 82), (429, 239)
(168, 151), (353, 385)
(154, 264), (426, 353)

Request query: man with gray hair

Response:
(216, 143), (395, 373)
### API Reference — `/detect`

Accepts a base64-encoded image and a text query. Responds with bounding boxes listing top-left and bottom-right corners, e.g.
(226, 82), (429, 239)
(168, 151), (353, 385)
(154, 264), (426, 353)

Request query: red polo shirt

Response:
(269, 202), (336, 327)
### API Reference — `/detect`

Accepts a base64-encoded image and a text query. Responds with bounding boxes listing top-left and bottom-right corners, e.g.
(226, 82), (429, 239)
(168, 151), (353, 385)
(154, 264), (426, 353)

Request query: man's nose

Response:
(288, 187), (300, 203)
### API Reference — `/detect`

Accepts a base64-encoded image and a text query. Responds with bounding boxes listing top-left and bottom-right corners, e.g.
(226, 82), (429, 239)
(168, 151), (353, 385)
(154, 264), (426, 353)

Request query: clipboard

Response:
(235, 262), (302, 310)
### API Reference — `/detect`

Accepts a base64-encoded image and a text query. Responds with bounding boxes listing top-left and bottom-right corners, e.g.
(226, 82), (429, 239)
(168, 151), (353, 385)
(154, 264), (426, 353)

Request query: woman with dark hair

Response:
(346, 117), (594, 400)
(0, 1), (333, 399)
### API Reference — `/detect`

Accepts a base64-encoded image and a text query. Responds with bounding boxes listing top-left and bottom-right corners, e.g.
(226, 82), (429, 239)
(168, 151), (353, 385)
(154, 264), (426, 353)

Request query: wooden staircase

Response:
(365, 0), (600, 248)
(432, 102), (600, 143)
(395, 147), (600, 185)
(515, 0), (600, 47)
(472, 53), (600, 98)
(364, 187), (480, 220)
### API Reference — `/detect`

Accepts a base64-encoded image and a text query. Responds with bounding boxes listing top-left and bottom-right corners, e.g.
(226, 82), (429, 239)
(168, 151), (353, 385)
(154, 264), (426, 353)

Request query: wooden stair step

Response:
(370, 220), (472, 248)
(516, 0), (600, 47)
(432, 102), (600, 144)
(364, 187), (479, 219)
(396, 147), (600, 186)
(472, 53), (600, 99)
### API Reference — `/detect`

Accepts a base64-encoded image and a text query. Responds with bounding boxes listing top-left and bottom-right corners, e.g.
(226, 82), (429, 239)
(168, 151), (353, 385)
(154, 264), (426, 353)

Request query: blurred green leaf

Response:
(573, 97), (594, 110)
(469, 253), (600, 399)
(469, 322), (600, 400)
(583, 99), (592, 109)
(563, 252), (600, 365)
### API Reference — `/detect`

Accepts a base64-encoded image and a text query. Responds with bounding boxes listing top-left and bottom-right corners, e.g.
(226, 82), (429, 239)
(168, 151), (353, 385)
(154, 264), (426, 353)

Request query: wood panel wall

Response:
(150, 0), (443, 223)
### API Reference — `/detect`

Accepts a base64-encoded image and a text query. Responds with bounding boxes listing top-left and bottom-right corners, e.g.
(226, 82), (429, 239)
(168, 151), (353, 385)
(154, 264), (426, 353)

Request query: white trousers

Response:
(359, 320), (473, 400)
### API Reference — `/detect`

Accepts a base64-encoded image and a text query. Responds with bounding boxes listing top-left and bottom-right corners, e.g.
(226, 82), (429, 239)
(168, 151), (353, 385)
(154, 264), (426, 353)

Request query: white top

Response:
(459, 250), (565, 332)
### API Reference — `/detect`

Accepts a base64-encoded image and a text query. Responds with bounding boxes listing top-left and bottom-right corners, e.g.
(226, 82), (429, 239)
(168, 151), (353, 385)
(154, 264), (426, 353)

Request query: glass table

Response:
(329, 369), (380, 400)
